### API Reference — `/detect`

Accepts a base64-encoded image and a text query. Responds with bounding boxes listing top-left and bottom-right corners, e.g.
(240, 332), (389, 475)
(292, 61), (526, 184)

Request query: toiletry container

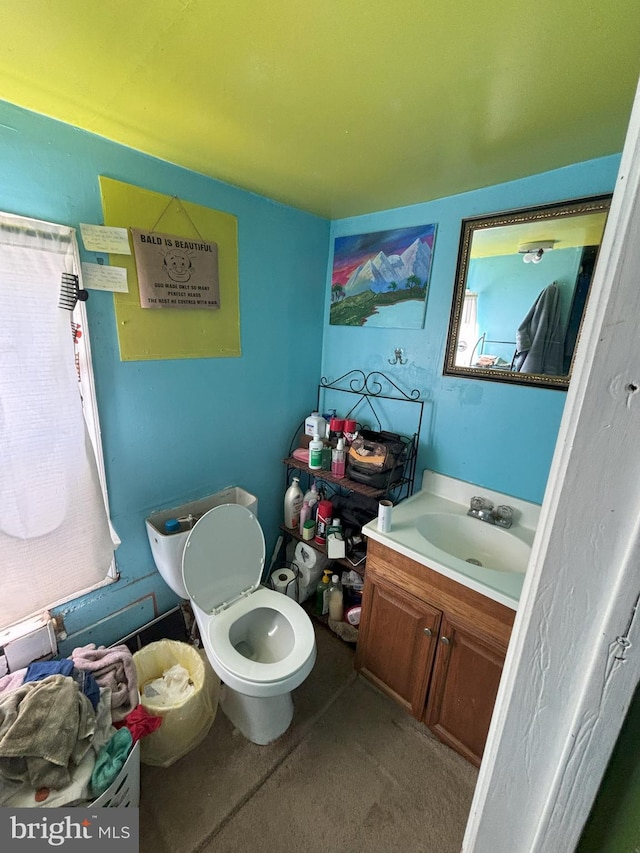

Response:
(298, 501), (311, 536)
(327, 518), (346, 559)
(305, 412), (327, 439)
(314, 499), (333, 545)
(331, 438), (346, 478)
(284, 477), (304, 529)
(303, 482), (319, 518)
(322, 410), (336, 438)
(329, 417), (345, 442)
(328, 574), (344, 621)
(308, 434), (324, 471)
(343, 419), (357, 445)
(315, 569), (333, 616)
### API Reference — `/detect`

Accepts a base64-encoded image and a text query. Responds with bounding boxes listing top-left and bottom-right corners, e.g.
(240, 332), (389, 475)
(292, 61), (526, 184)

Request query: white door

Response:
(465, 76), (640, 853)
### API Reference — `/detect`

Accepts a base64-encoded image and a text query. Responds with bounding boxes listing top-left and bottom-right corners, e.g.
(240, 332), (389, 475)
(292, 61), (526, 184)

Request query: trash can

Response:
(133, 639), (219, 767)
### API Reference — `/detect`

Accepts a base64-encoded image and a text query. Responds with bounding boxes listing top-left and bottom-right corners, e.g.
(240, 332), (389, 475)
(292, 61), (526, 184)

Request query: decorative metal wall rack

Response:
(286, 369), (425, 503)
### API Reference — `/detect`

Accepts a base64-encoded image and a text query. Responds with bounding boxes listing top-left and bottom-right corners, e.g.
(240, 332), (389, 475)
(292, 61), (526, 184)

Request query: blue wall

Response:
(0, 101), (329, 650)
(324, 157), (619, 504)
(0, 99), (621, 647)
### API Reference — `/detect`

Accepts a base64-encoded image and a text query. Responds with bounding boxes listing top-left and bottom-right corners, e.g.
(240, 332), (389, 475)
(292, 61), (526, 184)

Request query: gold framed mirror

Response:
(443, 194), (612, 390)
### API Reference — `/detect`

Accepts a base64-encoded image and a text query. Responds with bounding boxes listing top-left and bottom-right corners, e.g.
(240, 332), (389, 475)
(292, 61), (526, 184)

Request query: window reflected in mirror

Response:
(444, 195), (612, 390)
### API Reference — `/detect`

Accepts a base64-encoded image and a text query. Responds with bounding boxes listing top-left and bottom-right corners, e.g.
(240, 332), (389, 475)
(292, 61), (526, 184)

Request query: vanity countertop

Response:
(362, 471), (541, 611)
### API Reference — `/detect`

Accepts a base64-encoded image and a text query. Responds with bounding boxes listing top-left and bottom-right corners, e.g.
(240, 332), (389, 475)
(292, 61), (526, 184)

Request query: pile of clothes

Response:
(0, 643), (162, 807)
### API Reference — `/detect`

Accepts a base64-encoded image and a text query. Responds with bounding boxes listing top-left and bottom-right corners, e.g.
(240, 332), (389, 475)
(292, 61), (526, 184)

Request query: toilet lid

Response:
(182, 503), (265, 614)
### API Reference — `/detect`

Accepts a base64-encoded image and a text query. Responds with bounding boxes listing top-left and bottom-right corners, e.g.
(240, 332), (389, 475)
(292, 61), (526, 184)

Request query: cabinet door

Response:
(356, 578), (441, 718)
(424, 614), (506, 767)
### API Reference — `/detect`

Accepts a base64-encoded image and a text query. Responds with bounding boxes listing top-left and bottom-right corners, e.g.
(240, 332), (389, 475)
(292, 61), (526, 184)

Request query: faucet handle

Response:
(494, 505), (513, 527)
(470, 495), (493, 511)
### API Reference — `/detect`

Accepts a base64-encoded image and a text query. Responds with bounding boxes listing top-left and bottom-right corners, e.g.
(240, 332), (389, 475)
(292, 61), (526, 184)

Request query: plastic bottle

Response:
(298, 500), (311, 536)
(284, 477), (304, 529)
(315, 499), (333, 545)
(303, 482), (319, 518)
(327, 517), (342, 538)
(315, 569), (333, 616)
(328, 574), (344, 621)
(321, 443), (332, 471)
(308, 434), (324, 470)
(305, 411), (327, 439)
(322, 410), (336, 438)
(327, 517), (346, 558)
(331, 437), (346, 478)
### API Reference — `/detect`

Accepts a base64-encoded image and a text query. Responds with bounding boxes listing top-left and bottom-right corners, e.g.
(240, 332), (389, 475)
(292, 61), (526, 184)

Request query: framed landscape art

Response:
(330, 224), (436, 328)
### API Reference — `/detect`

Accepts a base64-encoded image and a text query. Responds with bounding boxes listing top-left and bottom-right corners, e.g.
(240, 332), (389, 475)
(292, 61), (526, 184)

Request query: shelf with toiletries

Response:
(280, 370), (425, 581)
(278, 523), (366, 573)
(283, 447), (404, 500)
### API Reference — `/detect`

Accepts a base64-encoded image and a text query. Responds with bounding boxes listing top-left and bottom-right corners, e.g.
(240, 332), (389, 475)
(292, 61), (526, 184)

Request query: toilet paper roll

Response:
(294, 541), (329, 573)
(293, 541), (329, 604)
(298, 566), (322, 602)
(271, 568), (297, 598)
(378, 499), (393, 533)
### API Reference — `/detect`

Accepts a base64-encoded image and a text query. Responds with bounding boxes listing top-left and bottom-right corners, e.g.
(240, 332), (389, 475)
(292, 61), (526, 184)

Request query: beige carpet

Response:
(139, 625), (476, 853)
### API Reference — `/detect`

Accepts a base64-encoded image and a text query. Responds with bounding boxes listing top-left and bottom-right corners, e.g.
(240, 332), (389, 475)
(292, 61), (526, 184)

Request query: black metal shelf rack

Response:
(285, 368), (424, 503)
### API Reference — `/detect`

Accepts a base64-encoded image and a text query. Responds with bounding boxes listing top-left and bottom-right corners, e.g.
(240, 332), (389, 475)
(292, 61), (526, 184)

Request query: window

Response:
(0, 212), (118, 629)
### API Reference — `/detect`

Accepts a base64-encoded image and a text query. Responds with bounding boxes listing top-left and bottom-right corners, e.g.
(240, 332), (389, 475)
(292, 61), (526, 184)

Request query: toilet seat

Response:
(183, 503), (265, 614)
(205, 585), (315, 684)
(183, 504), (316, 694)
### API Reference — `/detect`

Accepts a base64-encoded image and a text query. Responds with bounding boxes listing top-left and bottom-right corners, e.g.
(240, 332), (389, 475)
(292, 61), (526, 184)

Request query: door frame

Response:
(465, 76), (640, 852)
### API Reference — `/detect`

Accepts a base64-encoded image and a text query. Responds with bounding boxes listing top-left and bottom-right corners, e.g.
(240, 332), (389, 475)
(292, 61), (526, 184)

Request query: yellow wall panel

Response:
(100, 176), (240, 360)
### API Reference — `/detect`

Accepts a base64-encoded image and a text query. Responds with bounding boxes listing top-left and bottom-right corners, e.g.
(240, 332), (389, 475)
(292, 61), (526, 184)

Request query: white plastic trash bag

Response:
(143, 663), (195, 706)
(133, 640), (219, 767)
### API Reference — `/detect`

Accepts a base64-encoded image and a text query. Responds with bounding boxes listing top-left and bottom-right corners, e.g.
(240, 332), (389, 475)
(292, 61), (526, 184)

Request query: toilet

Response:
(148, 502), (316, 745)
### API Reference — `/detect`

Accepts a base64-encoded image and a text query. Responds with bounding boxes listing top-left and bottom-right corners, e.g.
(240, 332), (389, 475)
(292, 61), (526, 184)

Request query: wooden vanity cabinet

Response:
(355, 577), (441, 718)
(355, 539), (515, 767)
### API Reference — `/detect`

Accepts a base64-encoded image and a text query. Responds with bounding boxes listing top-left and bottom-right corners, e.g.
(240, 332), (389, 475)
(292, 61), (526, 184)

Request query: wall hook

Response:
(388, 348), (408, 365)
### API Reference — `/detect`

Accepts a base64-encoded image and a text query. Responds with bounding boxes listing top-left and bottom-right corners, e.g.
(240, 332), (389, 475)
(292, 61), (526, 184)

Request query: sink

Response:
(414, 512), (531, 573)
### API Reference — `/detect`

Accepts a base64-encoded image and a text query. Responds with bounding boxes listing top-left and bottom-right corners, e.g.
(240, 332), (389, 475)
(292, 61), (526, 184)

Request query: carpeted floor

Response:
(139, 625), (477, 853)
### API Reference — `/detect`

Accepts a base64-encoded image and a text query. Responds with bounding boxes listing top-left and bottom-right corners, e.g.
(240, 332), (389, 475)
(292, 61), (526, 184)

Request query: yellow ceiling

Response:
(1, 1), (639, 218)
(471, 212), (609, 258)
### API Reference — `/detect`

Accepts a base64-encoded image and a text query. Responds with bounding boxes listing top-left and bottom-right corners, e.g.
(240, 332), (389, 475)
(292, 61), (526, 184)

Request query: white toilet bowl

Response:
(180, 503), (316, 745)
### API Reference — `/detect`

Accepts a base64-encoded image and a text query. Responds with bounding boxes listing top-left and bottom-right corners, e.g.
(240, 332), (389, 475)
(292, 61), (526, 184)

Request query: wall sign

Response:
(131, 228), (220, 309)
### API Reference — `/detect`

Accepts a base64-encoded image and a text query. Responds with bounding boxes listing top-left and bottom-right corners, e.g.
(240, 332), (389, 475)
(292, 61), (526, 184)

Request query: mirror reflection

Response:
(444, 195), (611, 389)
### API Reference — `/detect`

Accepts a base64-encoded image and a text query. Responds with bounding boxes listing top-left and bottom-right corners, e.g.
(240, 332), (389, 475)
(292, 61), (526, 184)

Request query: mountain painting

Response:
(330, 224), (436, 328)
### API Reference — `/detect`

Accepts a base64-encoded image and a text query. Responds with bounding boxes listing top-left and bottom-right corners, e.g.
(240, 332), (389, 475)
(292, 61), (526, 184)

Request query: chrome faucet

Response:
(467, 496), (513, 529)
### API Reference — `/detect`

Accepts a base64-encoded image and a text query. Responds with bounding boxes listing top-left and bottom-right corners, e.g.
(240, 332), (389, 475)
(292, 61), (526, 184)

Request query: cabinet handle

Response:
(423, 627), (432, 637)
(440, 636), (450, 645)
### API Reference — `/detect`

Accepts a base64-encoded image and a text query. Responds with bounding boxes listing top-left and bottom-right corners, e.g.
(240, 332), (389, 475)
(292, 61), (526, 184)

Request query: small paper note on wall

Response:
(131, 228), (220, 310)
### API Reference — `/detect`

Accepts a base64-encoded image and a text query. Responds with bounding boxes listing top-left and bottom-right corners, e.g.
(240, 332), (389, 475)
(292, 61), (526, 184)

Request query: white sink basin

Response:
(415, 512), (531, 573)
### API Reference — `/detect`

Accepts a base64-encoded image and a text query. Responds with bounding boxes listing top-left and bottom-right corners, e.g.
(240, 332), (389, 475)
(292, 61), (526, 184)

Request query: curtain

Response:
(0, 213), (116, 627)
(456, 291), (479, 367)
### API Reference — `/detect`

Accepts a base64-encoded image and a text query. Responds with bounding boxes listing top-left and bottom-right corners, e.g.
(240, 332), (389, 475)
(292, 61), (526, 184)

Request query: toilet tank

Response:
(145, 487), (258, 598)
